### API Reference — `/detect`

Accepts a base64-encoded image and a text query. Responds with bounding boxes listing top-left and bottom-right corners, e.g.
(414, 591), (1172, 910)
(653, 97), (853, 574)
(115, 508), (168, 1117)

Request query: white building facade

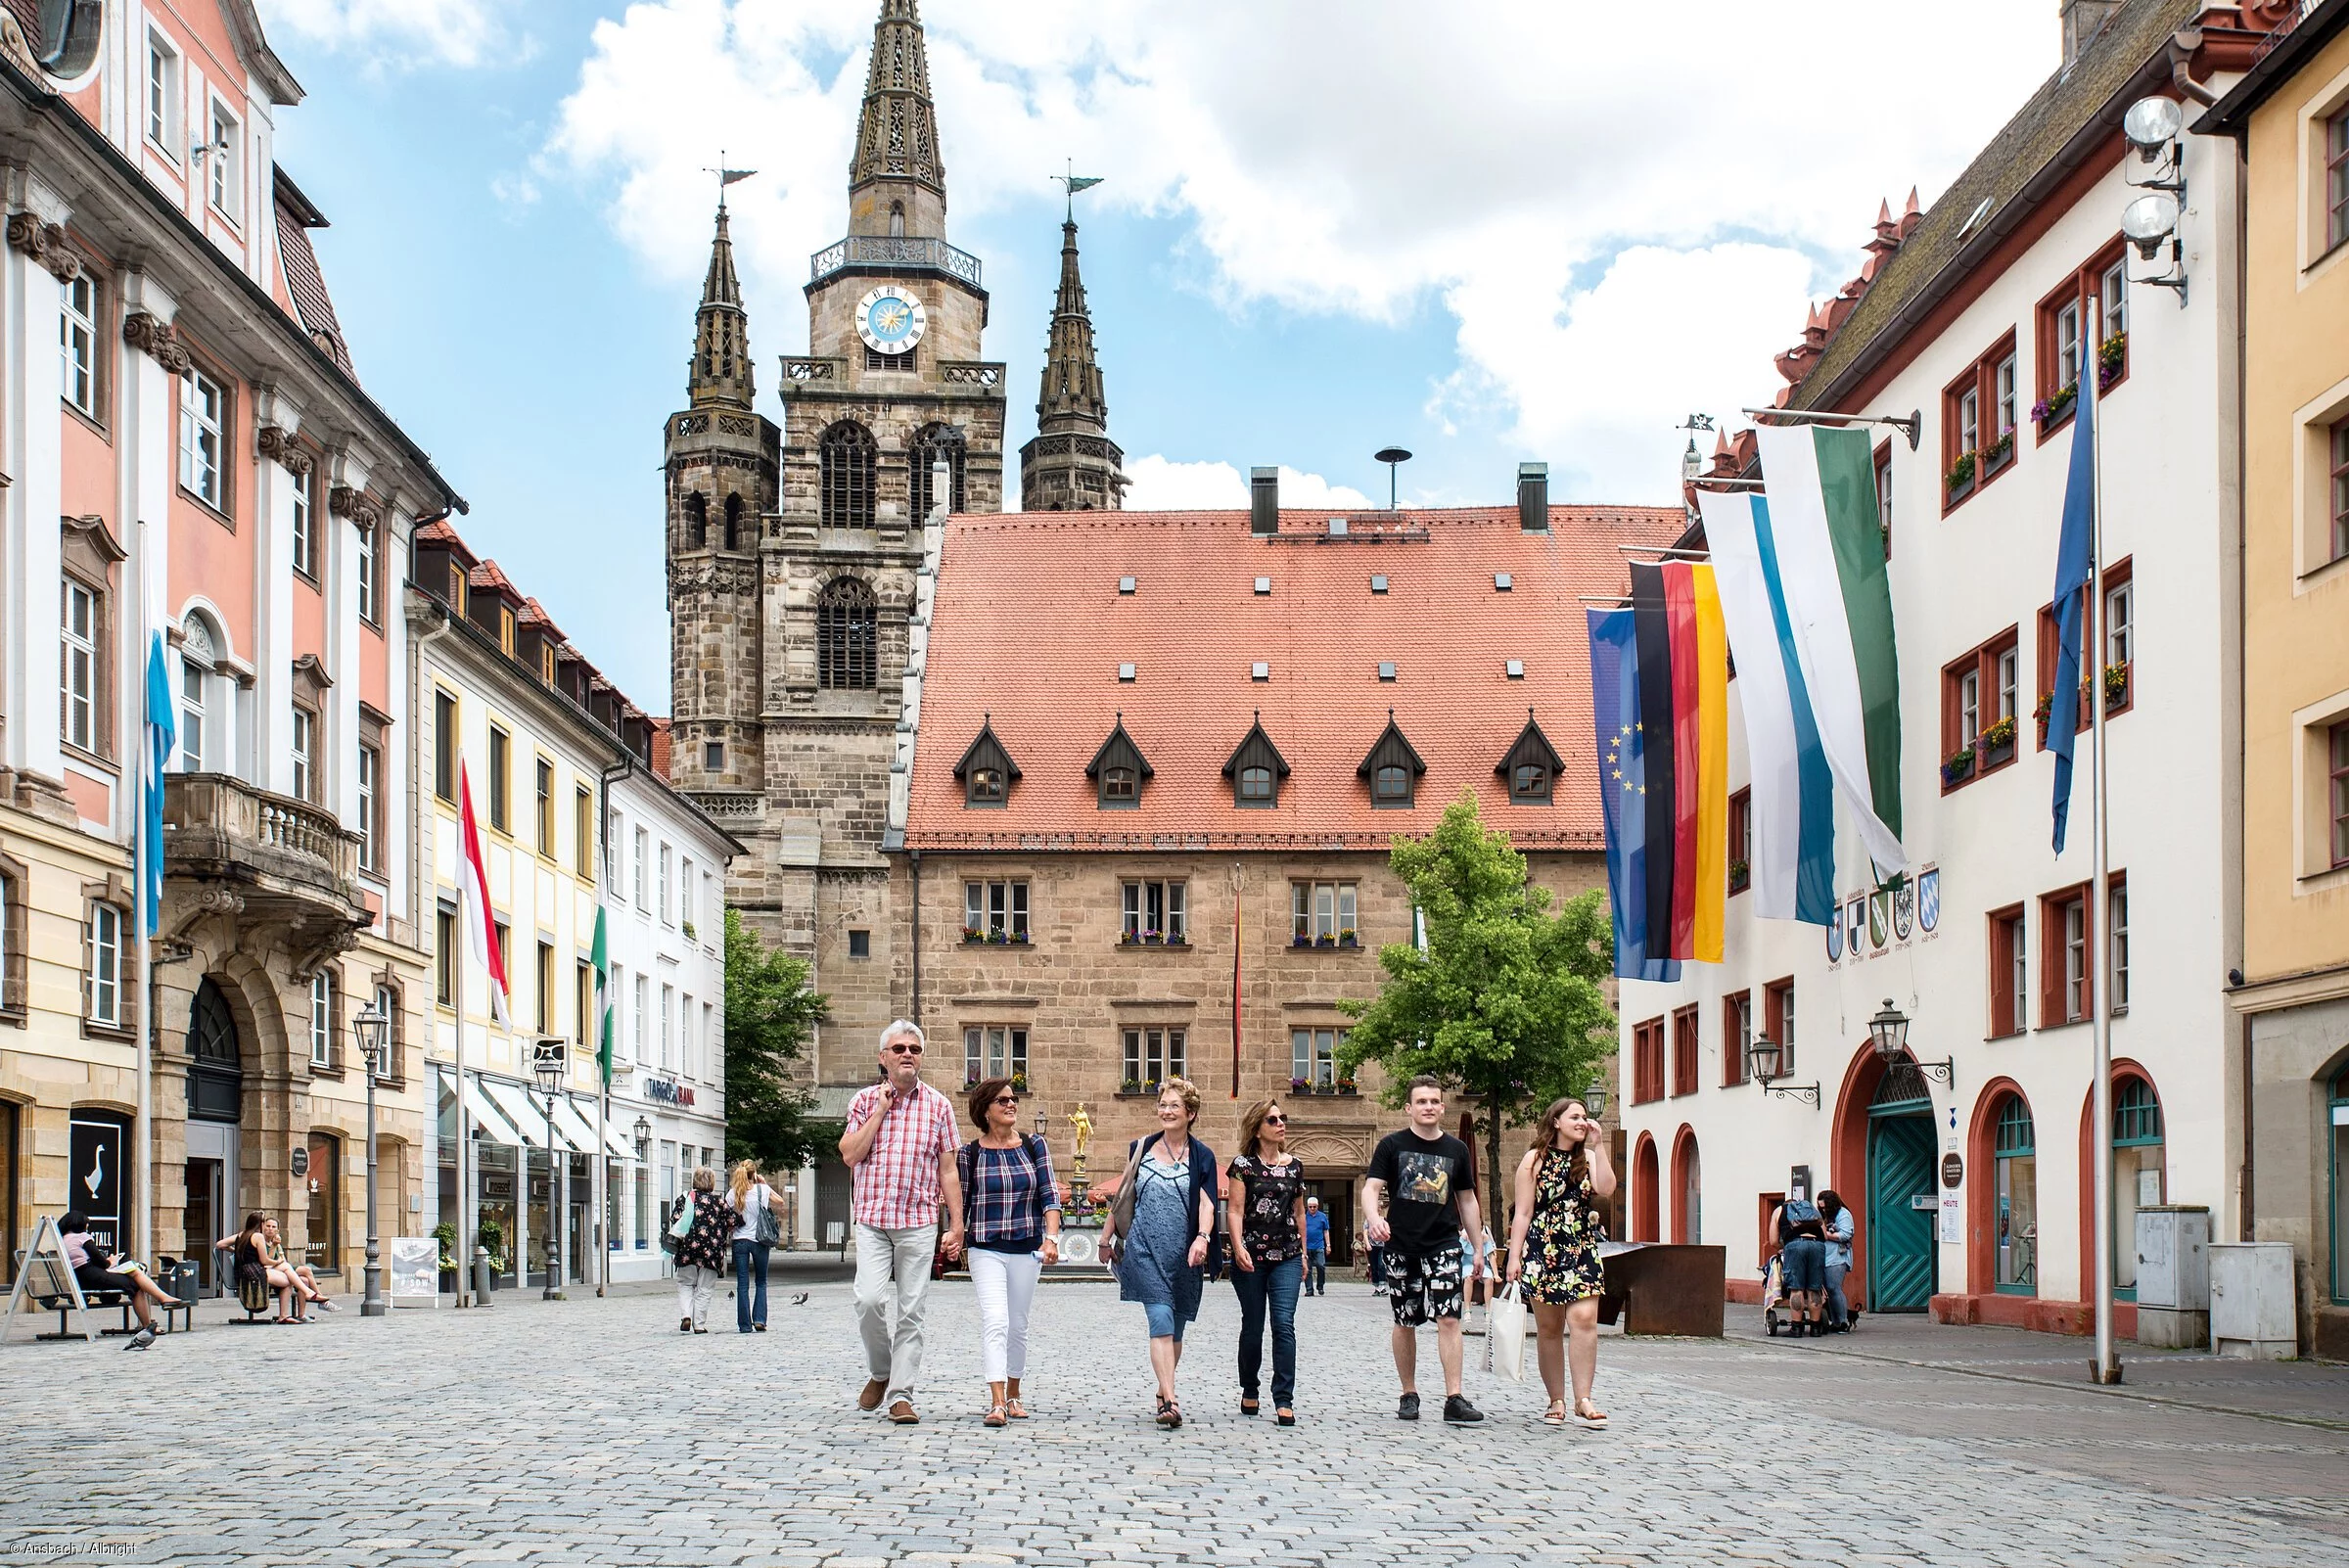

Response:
(1619, 6), (2256, 1339)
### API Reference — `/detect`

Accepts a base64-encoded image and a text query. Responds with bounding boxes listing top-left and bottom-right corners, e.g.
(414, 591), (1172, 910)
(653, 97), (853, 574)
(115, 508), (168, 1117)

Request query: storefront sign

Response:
(290, 1146), (310, 1178)
(389, 1236), (440, 1302)
(641, 1078), (697, 1108)
(1941, 1153), (1963, 1188)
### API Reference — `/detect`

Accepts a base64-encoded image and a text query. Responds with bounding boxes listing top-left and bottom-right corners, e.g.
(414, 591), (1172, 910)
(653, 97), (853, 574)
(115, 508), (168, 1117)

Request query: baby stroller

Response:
(1761, 1252), (1862, 1335)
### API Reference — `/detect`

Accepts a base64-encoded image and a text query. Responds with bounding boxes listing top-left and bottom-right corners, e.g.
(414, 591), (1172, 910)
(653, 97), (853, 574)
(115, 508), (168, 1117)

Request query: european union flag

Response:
(1589, 609), (1681, 983)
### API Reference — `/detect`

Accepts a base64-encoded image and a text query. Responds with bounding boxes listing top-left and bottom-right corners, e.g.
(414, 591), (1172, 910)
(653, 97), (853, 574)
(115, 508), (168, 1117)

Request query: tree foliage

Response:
(722, 909), (834, 1172)
(1336, 792), (1617, 1224)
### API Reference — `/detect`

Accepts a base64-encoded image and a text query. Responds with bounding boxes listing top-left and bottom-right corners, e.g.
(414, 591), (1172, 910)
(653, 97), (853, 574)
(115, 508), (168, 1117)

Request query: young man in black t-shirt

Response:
(1361, 1076), (1485, 1423)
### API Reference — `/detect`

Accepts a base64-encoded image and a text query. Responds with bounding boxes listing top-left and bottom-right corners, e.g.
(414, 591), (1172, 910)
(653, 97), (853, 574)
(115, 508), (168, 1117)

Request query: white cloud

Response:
(259, 0), (511, 70)
(543, 1), (2063, 499)
(1116, 456), (1369, 514)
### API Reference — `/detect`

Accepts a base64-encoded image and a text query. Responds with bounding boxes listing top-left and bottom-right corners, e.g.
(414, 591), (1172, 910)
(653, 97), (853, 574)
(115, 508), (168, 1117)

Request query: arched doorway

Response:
(2078, 1067), (2164, 1301)
(1865, 1055), (1936, 1311)
(1632, 1132), (1660, 1243)
(184, 978), (244, 1293)
(1671, 1126), (1700, 1243)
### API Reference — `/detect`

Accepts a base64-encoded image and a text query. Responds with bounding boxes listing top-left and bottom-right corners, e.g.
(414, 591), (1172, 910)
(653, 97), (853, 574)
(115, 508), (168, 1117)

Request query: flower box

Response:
(2097, 331), (2126, 391)
(1289, 1077), (1310, 1092)
(963, 928), (1032, 945)
(1336, 1080), (1359, 1096)
(1980, 430), (2015, 475)
(2033, 383), (2078, 433)
(1941, 748), (1976, 786)
(1727, 858), (1750, 894)
(1945, 450), (1976, 499)
(1978, 715), (2018, 768)
(2102, 662), (2129, 708)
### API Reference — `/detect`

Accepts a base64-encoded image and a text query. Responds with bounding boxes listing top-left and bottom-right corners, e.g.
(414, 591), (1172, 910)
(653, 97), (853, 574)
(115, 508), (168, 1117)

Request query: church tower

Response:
(665, 200), (779, 804)
(1019, 215), (1126, 511)
(696, 0), (1003, 1061)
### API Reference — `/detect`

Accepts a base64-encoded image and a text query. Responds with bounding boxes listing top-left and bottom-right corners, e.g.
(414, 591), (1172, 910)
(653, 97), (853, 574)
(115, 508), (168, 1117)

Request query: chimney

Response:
(2060, 0), (2122, 66)
(1517, 462), (1548, 532)
(1250, 467), (1279, 535)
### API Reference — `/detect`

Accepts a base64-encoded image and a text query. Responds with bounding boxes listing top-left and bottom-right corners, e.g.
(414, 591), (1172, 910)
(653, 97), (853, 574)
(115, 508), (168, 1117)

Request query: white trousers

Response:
(853, 1222), (937, 1405)
(969, 1247), (1043, 1383)
(675, 1263), (715, 1328)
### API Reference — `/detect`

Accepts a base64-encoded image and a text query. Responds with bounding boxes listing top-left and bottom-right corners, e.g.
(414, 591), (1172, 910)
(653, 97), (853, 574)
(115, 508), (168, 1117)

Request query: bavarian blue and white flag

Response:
(139, 538), (176, 935)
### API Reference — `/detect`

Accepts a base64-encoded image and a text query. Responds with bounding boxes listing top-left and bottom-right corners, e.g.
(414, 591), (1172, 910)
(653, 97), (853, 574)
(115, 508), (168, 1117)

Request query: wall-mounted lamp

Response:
(2120, 97), (2188, 306)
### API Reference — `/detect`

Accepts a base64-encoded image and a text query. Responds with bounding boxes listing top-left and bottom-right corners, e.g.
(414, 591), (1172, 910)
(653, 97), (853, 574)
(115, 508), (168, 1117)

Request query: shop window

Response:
(1994, 1094), (2037, 1295)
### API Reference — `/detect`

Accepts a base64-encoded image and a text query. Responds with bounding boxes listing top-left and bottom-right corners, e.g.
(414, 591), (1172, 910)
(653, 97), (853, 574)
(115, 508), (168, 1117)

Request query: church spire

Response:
(688, 205), (754, 409)
(850, 0), (945, 208)
(1019, 215), (1124, 511)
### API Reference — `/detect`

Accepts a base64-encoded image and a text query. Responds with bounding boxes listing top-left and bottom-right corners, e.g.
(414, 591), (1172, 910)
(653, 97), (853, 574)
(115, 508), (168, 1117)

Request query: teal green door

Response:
(1867, 1114), (1935, 1311)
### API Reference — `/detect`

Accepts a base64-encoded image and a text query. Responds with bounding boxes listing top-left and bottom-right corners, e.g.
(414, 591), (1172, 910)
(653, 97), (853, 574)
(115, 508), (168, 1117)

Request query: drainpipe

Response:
(2169, 29), (2218, 107)
(406, 592), (452, 1284)
(596, 748), (629, 1295)
(909, 850), (922, 1028)
(2231, 127), (2253, 1242)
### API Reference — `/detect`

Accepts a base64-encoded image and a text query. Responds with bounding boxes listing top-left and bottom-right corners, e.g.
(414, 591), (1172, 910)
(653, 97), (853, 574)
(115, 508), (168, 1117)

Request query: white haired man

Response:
(838, 1020), (964, 1424)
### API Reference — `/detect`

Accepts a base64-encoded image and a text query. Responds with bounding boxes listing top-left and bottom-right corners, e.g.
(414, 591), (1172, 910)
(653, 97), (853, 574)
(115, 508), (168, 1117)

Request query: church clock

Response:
(854, 285), (927, 355)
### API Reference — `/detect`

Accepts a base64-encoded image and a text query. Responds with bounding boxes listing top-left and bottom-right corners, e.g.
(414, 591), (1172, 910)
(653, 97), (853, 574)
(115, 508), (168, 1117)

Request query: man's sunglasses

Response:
(886, 1042), (924, 1055)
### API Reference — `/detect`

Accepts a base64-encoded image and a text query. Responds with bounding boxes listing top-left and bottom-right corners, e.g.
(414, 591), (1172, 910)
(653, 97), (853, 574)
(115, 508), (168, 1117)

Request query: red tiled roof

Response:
(415, 517), (470, 557)
(273, 187), (355, 379)
(650, 717), (673, 780)
(518, 596), (565, 637)
(904, 505), (1684, 853)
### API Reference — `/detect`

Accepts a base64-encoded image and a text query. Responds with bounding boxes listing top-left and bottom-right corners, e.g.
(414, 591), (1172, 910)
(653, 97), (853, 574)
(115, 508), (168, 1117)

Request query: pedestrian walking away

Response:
(1101, 1077), (1220, 1429)
(1303, 1196), (1329, 1297)
(838, 1020), (964, 1425)
(1504, 1096), (1618, 1428)
(1773, 1189), (1830, 1337)
(1227, 1098), (1308, 1424)
(728, 1161), (784, 1333)
(1819, 1188), (1857, 1332)
(671, 1168), (737, 1333)
(956, 1076), (1062, 1427)
(1360, 1076), (1485, 1424)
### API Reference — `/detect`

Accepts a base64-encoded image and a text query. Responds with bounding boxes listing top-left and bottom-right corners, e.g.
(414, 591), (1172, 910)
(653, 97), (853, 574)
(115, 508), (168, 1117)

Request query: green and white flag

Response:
(1755, 425), (1904, 881)
(591, 904), (614, 1085)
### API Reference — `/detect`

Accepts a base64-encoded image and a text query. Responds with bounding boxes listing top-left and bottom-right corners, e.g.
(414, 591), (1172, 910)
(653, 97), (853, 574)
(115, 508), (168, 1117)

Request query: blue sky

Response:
(259, 0), (2062, 702)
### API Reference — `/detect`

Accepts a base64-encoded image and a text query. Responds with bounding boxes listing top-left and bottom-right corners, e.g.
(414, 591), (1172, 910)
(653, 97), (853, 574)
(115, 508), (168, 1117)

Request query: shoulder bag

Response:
(668, 1193), (697, 1241)
(1104, 1134), (1154, 1254)
(750, 1184), (782, 1248)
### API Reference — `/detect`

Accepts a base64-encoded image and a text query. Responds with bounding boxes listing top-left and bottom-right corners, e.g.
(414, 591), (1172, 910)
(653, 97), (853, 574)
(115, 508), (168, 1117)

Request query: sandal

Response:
(983, 1403), (1008, 1428)
(1543, 1399), (1568, 1427)
(1275, 1407), (1295, 1426)
(1574, 1399), (1610, 1429)
(1004, 1397), (1028, 1420)
(1155, 1396), (1181, 1429)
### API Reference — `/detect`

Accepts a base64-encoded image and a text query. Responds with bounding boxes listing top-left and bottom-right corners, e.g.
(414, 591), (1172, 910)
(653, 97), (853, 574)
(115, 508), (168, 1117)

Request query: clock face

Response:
(856, 286), (927, 355)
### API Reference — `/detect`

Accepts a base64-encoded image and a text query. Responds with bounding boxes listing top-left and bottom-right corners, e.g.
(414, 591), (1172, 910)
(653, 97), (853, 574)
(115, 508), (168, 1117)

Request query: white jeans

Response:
(675, 1264), (715, 1328)
(969, 1247), (1043, 1383)
(853, 1222), (937, 1405)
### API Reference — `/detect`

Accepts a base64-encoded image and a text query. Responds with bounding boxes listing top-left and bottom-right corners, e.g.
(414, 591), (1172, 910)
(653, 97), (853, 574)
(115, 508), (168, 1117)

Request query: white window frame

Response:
(61, 272), (97, 418)
(2007, 915), (2028, 1037)
(2064, 900), (2088, 1022)
(2104, 579), (2134, 669)
(1291, 1027), (1343, 1088)
(179, 656), (207, 773)
(1958, 386), (1980, 456)
(1291, 881), (1359, 942)
(1997, 648), (2019, 723)
(62, 577), (97, 753)
(356, 520), (377, 623)
(1121, 879), (1187, 944)
(633, 827), (649, 910)
(371, 984), (397, 1080)
(146, 33), (176, 154)
(2056, 300), (2083, 390)
(1959, 668), (1981, 749)
(1995, 353), (2017, 438)
(179, 366), (224, 508)
(963, 1025), (1029, 1084)
(2098, 259), (2128, 345)
(658, 844), (672, 925)
(291, 706), (315, 804)
(963, 879), (1030, 940)
(2109, 883), (2130, 1014)
(1121, 1026), (1185, 1088)
(633, 975), (648, 1058)
(356, 741), (380, 872)
(661, 984), (674, 1072)
(207, 100), (241, 220)
(86, 900), (121, 1028)
(309, 971), (333, 1068)
(291, 466), (314, 578)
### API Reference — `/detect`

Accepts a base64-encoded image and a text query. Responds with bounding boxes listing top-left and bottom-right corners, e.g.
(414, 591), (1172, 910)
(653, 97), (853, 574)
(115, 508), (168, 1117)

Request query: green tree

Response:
(1337, 792), (1617, 1229)
(722, 909), (834, 1172)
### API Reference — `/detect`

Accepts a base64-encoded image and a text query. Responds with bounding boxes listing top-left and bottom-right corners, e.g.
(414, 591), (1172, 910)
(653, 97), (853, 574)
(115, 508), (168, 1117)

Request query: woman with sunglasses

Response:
(1227, 1098), (1309, 1424)
(956, 1077), (1061, 1427)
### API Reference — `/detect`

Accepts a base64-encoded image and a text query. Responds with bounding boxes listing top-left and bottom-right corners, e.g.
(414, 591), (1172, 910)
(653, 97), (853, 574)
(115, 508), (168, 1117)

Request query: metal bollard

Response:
(473, 1246), (496, 1304)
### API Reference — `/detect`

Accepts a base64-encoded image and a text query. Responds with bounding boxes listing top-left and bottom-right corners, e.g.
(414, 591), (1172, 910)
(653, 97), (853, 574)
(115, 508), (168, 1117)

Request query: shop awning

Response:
(481, 1078), (558, 1149)
(439, 1071), (530, 1148)
(548, 1096), (602, 1156)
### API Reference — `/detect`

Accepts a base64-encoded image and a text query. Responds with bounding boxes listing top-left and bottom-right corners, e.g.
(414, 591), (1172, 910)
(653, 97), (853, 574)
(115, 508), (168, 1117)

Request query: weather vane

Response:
(1677, 413), (1716, 433)
(1052, 158), (1103, 222)
(706, 149), (758, 212)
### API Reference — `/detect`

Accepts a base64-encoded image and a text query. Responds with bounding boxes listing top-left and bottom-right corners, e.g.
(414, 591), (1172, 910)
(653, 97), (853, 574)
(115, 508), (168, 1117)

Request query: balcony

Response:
(163, 773), (369, 935)
(808, 235), (983, 289)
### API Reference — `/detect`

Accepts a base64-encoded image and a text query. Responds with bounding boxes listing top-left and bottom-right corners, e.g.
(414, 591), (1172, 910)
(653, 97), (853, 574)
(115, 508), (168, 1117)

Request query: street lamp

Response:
(1868, 997), (1954, 1085)
(350, 999), (391, 1317)
(533, 1046), (565, 1302)
(1580, 1082), (1609, 1120)
(1748, 1036), (1820, 1107)
(633, 1115), (652, 1161)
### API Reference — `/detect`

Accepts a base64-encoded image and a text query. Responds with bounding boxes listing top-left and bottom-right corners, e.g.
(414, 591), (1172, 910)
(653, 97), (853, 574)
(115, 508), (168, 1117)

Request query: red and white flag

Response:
(456, 758), (509, 1028)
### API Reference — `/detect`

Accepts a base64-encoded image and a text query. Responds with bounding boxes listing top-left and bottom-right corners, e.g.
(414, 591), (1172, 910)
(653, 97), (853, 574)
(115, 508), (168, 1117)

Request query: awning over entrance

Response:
(480, 1078), (559, 1150)
(438, 1070), (530, 1148)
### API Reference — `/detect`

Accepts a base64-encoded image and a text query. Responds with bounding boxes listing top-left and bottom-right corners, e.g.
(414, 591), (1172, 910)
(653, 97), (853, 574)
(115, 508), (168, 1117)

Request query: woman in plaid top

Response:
(956, 1077), (1062, 1426)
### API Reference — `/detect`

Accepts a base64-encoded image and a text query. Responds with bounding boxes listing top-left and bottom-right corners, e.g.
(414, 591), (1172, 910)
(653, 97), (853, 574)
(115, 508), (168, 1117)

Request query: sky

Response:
(256, 0), (2065, 703)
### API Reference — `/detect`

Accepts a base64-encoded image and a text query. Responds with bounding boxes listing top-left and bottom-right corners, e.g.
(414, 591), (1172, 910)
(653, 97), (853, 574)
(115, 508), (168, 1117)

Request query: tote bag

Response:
(1486, 1282), (1529, 1383)
(750, 1185), (782, 1248)
(668, 1194), (697, 1241)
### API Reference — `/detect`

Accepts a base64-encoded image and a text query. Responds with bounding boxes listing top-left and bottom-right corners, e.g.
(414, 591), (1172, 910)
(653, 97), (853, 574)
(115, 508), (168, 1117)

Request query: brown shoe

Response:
(888, 1400), (920, 1425)
(857, 1379), (888, 1411)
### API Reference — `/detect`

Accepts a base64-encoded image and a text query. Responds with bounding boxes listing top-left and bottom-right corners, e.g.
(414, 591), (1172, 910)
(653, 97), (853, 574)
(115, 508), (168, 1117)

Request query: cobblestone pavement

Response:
(4, 1278), (2344, 1567)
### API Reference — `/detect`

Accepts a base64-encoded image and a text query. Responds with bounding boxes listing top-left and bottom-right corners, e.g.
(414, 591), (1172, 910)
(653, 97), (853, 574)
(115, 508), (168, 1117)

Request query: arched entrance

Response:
(184, 978), (245, 1293)
(1671, 1126), (1701, 1244)
(1632, 1132), (1660, 1242)
(1865, 1055), (1936, 1312)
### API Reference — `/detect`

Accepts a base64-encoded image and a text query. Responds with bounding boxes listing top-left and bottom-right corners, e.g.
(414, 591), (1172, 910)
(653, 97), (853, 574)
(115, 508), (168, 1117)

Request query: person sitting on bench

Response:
(260, 1217), (335, 1312)
(218, 1215), (304, 1322)
(59, 1211), (185, 1347)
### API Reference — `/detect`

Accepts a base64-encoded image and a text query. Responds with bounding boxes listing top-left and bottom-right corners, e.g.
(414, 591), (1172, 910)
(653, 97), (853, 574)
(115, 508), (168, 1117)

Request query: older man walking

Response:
(839, 1020), (964, 1424)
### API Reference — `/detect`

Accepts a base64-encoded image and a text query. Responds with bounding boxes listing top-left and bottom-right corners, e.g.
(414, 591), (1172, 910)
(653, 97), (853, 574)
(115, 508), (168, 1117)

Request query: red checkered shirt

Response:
(845, 1079), (956, 1231)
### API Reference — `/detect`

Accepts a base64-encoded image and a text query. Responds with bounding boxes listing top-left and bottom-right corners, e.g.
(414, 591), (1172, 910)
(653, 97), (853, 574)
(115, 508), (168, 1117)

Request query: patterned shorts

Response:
(1384, 1246), (1464, 1327)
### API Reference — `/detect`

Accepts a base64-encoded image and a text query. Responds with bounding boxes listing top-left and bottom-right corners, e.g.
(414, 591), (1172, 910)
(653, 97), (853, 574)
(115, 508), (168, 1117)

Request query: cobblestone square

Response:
(4, 1277), (2342, 1567)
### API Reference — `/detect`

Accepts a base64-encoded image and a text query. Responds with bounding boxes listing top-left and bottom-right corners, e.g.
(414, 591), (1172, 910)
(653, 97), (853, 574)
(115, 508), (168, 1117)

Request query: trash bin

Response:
(154, 1258), (201, 1305)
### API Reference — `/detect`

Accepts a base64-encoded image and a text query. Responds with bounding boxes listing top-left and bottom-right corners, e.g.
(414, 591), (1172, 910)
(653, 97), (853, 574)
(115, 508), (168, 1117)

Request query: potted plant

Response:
(433, 1222), (459, 1290)
(1337, 927), (1359, 948)
(2102, 662), (2129, 708)
(1141, 927), (1162, 945)
(1119, 930), (1138, 946)
(2097, 331), (2126, 390)
(681, 920), (696, 943)
(2033, 690), (2056, 744)
(1337, 1076), (1358, 1095)
(1010, 1072), (1029, 1094)
(2036, 382), (2079, 431)
(1727, 857), (1750, 892)
(1941, 746), (1976, 786)
(1981, 429), (2014, 473)
(963, 925), (985, 945)
(1290, 1077), (1310, 1092)
(478, 1218), (508, 1276)
(1945, 449), (1976, 498)
(1314, 932), (1337, 948)
(1290, 933), (1312, 948)
(1120, 1077), (1142, 1096)
(1978, 714), (2018, 767)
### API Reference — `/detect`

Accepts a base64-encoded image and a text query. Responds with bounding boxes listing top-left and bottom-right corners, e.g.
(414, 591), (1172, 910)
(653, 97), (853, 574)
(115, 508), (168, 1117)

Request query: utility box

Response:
(2134, 1205), (2209, 1350)
(2208, 1241), (2297, 1360)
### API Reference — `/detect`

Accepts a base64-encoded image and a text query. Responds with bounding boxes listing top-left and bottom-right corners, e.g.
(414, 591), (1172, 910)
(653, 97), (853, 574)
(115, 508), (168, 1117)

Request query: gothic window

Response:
(890, 202), (906, 238)
(1222, 714), (1291, 809)
(1085, 715), (1152, 810)
(820, 421), (877, 529)
(954, 717), (1018, 807)
(723, 493), (742, 552)
(910, 424), (968, 520)
(685, 491), (708, 549)
(817, 577), (878, 690)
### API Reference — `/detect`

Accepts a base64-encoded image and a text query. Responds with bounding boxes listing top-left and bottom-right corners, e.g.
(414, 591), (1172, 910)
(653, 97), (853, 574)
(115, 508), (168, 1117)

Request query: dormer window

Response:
(1086, 715), (1152, 810)
(1358, 711), (1425, 809)
(1496, 708), (1564, 807)
(1222, 713), (1290, 809)
(953, 715), (1019, 808)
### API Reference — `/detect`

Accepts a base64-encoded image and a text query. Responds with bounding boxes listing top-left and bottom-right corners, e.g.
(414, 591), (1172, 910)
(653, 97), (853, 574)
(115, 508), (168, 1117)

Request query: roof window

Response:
(1118, 663), (1136, 683)
(1118, 576), (1136, 595)
(1251, 662), (1269, 681)
(1370, 575), (1388, 593)
(1377, 662), (1397, 682)
(1495, 573), (1513, 591)
(1505, 660), (1525, 679)
(1254, 576), (1271, 595)
(1327, 518), (1349, 537)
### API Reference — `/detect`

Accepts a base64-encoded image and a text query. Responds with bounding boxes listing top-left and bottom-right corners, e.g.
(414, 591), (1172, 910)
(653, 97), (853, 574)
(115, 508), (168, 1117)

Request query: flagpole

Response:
(597, 1075), (609, 1298)
(455, 860), (474, 1310)
(2088, 349), (2120, 1386)
(133, 524), (154, 1270)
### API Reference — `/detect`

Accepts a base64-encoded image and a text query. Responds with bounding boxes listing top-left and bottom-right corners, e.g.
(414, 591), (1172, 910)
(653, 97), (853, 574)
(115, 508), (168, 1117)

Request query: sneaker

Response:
(1442, 1395), (1485, 1424)
(1397, 1392), (1421, 1421)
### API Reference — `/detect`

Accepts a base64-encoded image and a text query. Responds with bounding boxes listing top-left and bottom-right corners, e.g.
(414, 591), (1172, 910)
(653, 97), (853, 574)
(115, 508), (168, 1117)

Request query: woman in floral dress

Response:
(1504, 1096), (1618, 1427)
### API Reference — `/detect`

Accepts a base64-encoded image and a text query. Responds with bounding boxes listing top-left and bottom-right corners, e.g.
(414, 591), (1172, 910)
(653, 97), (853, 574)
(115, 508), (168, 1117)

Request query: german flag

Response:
(1627, 562), (1728, 964)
